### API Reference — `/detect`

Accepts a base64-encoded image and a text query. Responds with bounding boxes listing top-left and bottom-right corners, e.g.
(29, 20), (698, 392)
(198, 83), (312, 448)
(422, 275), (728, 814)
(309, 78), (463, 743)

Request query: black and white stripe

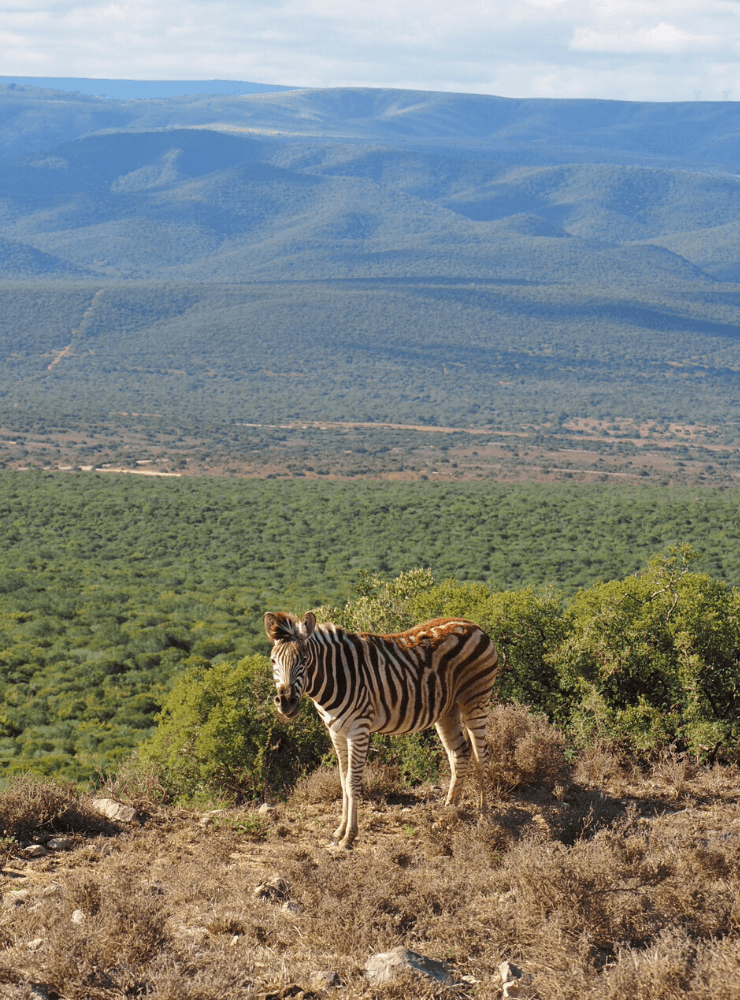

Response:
(264, 611), (500, 847)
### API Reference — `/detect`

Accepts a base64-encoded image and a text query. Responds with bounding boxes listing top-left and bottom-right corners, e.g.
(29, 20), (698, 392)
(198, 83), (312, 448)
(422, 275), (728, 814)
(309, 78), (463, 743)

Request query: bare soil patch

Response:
(1, 415), (738, 485)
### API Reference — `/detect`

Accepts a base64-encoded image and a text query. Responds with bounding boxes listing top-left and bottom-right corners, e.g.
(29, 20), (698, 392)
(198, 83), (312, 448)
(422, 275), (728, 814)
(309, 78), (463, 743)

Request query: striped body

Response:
(264, 611), (499, 847)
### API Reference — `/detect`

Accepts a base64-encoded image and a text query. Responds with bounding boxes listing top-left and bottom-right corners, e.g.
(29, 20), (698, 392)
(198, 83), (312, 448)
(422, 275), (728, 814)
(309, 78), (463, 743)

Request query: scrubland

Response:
(1, 708), (739, 999)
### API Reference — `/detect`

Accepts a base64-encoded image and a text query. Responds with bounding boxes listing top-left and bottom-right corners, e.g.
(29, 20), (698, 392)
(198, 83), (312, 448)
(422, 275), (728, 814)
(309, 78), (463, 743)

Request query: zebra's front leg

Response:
(338, 726), (370, 849)
(329, 729), (350, 842)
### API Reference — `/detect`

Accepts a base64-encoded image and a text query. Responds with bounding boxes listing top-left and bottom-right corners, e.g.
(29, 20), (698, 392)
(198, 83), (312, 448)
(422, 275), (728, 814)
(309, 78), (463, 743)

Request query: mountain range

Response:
(0, 82), (738, 480)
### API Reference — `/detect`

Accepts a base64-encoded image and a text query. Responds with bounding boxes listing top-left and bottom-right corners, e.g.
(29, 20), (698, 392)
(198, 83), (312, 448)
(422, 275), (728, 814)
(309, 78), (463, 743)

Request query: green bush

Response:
(551, 546), (740, 759)
(137, 555), (740, 802)
(137, 655), (331, 805)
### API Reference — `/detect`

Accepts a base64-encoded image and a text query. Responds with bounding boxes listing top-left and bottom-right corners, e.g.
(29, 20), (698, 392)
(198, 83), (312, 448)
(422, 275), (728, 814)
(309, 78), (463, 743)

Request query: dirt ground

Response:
(2, 755), (739, 999)
(2, 415), (738, 486)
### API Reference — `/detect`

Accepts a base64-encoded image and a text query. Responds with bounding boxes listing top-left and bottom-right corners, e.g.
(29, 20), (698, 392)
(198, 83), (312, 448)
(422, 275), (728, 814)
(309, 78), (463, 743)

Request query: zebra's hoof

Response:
(327, 840), (353, 853)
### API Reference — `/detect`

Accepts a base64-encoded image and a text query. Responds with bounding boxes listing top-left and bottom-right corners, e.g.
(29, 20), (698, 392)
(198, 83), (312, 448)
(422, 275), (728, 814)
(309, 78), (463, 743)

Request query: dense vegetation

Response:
(1, 470), (739, 784)
(2, 279), (740, 446)
(143, 548), (740, 804)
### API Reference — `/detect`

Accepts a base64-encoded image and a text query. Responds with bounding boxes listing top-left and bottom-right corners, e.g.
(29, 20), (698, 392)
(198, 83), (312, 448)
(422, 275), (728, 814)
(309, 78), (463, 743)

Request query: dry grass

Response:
(1, 758), (739, 999)
(0, 775), (116, 849)
(487, 703), (568, 792)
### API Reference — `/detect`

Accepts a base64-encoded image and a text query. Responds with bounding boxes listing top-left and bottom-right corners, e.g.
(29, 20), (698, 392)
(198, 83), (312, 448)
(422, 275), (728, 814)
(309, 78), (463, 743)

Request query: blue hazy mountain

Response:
(1, 82), (739, 443)
(3, 83), (740, 165)
(2, 124), (738, 282)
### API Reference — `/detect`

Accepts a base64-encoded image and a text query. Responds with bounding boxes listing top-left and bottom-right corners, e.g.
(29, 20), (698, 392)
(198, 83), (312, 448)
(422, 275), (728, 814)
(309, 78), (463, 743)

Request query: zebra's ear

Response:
(264, 612), (279, 639)
(301, 612), (316, 638)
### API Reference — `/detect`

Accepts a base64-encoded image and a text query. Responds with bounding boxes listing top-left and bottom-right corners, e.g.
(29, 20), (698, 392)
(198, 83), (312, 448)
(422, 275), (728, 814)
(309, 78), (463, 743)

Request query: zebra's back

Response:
(310, 617), (498, 735)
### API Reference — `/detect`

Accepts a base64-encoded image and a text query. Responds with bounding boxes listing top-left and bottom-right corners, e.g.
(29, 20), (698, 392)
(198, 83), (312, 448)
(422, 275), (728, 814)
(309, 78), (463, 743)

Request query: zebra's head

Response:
(263, 610), (317, 720)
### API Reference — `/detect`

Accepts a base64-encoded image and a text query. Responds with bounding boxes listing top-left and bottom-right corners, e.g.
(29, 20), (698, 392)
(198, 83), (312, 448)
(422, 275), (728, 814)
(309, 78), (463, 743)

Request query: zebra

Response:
(264, 610), (500, 848)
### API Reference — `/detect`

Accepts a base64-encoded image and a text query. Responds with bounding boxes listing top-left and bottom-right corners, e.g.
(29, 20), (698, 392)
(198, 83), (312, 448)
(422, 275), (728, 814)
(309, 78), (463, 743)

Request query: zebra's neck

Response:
(302, 625), (340, 702)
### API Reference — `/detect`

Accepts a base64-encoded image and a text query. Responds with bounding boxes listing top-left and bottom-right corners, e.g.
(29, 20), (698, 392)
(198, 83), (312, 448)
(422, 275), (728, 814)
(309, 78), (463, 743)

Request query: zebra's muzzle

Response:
(274, 693), (300, 719)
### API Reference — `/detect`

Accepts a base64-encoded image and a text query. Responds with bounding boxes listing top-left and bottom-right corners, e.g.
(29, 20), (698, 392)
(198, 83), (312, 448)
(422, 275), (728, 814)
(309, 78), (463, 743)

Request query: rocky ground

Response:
(1, 754), (739, 999)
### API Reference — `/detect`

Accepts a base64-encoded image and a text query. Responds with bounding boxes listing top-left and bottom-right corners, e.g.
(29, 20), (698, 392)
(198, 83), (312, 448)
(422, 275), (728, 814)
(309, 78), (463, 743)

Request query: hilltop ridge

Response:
(2, 81), (739, 168)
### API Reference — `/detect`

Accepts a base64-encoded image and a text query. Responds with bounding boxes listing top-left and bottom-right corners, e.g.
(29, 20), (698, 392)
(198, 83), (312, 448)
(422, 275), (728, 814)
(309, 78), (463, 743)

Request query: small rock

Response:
(199, 809), (226, 826)
(311, 970), (341, 989)
(25, 845), (47, 858)
(230, 934), (240, 947)
(258, 803), (275, 815)
(71, 909), (86, 925)
(47, 837), (72, 852)
(253, 876), (290, 902)
(92, 798), (137, 823)
(27, 938), (43, 951)
(365, 946), (456, 986)
(281, 900), (303, 914)
(499, 961), (535, 999)
(3, 889), (29, 907)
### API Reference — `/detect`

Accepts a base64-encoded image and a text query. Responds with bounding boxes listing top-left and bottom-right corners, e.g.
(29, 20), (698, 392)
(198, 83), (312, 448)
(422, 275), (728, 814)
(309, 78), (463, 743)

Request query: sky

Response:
(3, 0), (740, 102)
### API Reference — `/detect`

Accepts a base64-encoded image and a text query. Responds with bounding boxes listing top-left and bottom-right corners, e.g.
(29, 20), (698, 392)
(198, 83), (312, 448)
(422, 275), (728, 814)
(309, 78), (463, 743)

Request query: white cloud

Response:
(571, 21), (729, 53)
(2, 0), (740, 100)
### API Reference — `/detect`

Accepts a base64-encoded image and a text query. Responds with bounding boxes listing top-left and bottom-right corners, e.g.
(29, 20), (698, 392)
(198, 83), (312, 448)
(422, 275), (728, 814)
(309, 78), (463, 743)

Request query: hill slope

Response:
(1, 83), (739, 480)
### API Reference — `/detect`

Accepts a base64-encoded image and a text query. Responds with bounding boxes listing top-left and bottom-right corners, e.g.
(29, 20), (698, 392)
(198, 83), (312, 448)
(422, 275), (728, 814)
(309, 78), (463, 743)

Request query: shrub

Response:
(486, 703), (568, 792)
(314, 568), (437, 635)
(0, 774), (113, 841)
(293, 765), (343, 803)
(137, 655), (332, 805)
(551, 546), (740, 760)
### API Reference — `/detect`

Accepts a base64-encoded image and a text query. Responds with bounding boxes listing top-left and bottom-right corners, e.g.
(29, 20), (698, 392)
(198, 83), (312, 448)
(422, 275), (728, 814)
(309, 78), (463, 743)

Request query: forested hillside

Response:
(1, 471), (739, 780)
(1, 84), (740, 482)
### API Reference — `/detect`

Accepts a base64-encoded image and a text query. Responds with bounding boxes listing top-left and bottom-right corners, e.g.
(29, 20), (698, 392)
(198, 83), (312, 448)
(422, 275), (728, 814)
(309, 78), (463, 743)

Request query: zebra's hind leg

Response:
(461, 701), (490, 810)
(329, 729), (350, 842)
(435, 708), (470, 806)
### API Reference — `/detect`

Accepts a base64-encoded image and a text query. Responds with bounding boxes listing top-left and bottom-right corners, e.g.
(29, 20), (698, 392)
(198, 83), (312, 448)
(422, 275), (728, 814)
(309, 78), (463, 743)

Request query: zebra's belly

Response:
(312, 700), (441, 737)
(372, 716), (432, 736)
(371, 695), (453, 735)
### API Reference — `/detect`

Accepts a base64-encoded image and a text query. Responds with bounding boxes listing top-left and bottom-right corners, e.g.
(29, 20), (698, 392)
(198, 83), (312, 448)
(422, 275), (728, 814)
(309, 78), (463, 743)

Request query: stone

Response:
(311, 970), (342, 989)
(281, 900), (303, 914)
(199, 809), (226, 826)
(25, 845), (47, 858)
(499, 961), (535, 999)
(3, 889), (29, 907)
(253, 876), (291, 902)
(92, 798), (137, 823)
(365, 946), (455, 986)
(47, 837), (72, 852)
(71, 909), (86, 925)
